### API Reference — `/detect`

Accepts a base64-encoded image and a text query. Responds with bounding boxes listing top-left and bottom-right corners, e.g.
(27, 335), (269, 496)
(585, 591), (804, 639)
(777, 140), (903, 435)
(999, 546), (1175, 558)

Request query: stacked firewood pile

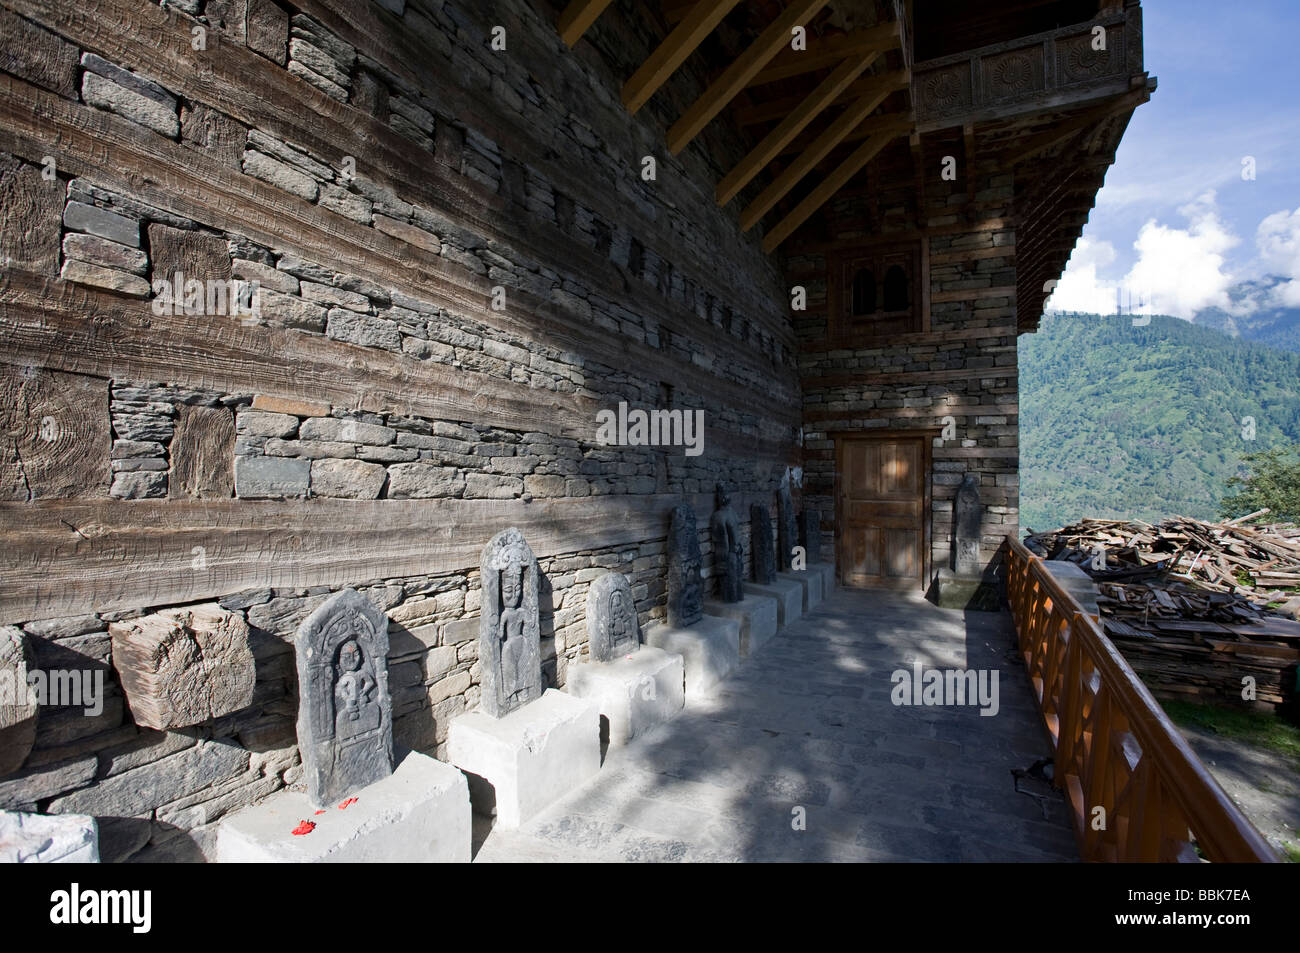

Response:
(1023, 512), (1300, 710)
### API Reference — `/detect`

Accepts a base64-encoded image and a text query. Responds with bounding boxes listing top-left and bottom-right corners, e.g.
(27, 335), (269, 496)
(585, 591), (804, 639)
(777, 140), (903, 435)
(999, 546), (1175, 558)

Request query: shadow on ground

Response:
(472, 587), (1079, 862)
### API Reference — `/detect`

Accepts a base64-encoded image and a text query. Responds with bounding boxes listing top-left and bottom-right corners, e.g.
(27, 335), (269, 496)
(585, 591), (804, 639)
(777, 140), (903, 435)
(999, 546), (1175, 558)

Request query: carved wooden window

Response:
(831, 244), (921, 341)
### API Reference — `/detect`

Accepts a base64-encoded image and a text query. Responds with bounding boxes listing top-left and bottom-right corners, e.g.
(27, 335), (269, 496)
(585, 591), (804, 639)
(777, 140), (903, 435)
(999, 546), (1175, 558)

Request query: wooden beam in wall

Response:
(0, 74), (801, 429)
(746, 22), (899, 87)
(666, 0), (828, 155)
(761, 128), (906, 252)
(623, 0), (742, 115)
(716, 51), (878, 207)
(740, 90), (908, 232)
(0, 491), (774, 623)
(558, 0), (616, 46)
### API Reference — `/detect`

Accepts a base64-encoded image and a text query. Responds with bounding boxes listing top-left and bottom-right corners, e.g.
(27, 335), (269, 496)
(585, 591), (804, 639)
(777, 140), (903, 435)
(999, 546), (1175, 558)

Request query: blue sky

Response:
(1046, 0), (1300, 317)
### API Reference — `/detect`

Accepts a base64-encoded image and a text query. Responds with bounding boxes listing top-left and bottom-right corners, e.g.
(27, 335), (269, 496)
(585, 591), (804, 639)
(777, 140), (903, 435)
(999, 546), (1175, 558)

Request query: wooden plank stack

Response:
(1023, 514), (1300, 711)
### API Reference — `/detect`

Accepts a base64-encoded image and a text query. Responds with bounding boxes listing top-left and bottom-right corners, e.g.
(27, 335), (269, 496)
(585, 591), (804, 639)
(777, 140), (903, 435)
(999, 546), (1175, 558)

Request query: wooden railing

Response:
(1004, 536), (1278, 862)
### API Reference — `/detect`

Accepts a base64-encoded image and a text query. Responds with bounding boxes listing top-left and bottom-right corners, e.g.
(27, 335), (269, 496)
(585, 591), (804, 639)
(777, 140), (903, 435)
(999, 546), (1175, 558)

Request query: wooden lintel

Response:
(666, 0), (829, 155)
(716, 51), (878, 207)
(558, 0), (615, 46)
(761, 129), (905, 252)
(623, 0), (742, 114)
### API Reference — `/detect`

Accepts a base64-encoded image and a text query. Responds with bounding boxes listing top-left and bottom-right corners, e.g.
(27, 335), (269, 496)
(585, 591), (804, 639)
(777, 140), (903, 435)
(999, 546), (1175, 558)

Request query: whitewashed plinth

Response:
(216, 751), (470, 863)
(566, 646), (684, 747)
(448, 689), (599, 829)
(744, 577), (803, 627)
(777, 569), (823, 612)
(644, 615), (740, 700)
(704, 592), (779, 657)
(0, 810), (98, 863)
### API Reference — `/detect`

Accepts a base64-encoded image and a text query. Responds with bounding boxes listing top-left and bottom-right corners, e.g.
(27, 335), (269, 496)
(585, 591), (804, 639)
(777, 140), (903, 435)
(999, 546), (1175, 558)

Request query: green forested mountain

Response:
(1018, 312), (1300, 532)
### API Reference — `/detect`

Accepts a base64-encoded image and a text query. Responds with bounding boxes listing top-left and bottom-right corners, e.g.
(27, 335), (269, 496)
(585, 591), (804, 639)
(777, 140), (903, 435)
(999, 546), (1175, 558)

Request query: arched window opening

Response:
(851, 268), (876, 316)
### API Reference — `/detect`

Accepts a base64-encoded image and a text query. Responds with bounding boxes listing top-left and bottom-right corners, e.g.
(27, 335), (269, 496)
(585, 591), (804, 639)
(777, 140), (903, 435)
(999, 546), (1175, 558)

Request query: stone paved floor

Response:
(474, 587), (1080, 862)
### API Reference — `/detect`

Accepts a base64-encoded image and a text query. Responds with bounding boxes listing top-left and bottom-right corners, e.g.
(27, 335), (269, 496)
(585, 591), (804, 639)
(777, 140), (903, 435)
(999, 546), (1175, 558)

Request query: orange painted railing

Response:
(1004, 535), (1278, 862)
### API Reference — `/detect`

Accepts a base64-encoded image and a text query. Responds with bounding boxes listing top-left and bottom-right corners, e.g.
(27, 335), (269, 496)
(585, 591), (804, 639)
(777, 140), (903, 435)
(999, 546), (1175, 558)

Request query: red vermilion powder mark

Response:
(338, 798), (358, 810)
(291, 820), (316, 836)
(315, 810), (327, 815)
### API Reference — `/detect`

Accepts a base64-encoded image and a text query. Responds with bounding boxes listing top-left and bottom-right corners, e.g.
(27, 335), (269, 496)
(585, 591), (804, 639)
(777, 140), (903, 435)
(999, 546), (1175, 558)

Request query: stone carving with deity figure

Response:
(777, 483), (797, 571)
(667, 503), (704, 627)
(710, 483), (745, 603)
(800, 508), (821, 565)
(954, 474), (983, 576)
(750, 503), (776, 585)
(295, 588), (394, 809)
(587, 572), (640, 663)
(479, 527), (544, 718)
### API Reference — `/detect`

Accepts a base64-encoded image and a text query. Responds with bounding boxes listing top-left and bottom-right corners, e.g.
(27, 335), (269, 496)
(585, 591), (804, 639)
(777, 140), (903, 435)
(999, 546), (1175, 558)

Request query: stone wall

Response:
(792, 152), (1020, 580)
(0, 0), (800, 859)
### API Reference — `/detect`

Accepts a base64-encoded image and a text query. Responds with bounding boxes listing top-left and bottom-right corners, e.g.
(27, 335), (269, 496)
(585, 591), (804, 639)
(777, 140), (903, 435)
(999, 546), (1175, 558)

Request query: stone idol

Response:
(750, 503), (775, 585)
(480, 527), (544, 718)
(954, 474), (983, 576)
(800, 508), (821, 565)
(710, 483), (744, 603)
(667, 503), (704, 628)
(588, 572), (640, 663)
(777, 483), (797, 570)
(296, 588), (394, 809)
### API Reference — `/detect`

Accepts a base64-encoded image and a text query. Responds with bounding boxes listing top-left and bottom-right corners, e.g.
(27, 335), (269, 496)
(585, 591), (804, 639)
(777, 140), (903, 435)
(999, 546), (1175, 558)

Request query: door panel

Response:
(837, 436), (927, 589)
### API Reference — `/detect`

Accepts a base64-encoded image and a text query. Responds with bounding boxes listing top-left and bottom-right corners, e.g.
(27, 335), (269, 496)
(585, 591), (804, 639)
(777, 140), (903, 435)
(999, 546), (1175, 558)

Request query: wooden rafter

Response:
(624, 0), (743, 114)
(558, 0), (615, 47)
(737, 69), (909, 127)
(716, 51), (879, 207)
(1007, 88), (1148, 166)
(746, 22), (899, 87)
(761, 128), (906, 252)
(666, 0), (829, 155)
(740, 86), (906, 232)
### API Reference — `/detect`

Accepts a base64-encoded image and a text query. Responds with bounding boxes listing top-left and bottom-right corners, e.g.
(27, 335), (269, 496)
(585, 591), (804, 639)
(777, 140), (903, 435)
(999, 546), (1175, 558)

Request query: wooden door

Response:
(836, 435), (928, 589)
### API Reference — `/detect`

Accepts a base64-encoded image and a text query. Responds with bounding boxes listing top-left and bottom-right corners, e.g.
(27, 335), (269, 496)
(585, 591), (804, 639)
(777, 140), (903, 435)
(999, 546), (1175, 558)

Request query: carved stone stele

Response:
(750, 503), (776, 585)
(587, 572), (639, 663)
(667, 503), (704, 628)
(954, 474), (983, 576)
(710, 483), (744, 603)
(777, 484), (797, 571)
(479, 527), (543, 718)
(296, 588), (393, 808)
(800, 508), (822, 565)
(110, 603), (255, 731)
(0, 626), (38, 776)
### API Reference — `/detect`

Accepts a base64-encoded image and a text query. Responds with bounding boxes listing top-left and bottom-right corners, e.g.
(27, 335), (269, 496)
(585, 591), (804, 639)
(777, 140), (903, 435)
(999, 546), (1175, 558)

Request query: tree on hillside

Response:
(1219, 445), (1300, 522)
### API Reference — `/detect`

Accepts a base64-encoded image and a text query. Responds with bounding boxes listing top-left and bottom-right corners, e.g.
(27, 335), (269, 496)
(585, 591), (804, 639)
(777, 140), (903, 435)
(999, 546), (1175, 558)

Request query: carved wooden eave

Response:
(908, 0), (1152, 333)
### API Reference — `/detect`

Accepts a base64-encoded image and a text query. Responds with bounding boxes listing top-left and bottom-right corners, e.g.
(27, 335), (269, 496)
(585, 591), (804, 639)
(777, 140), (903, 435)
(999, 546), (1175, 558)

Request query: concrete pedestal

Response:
(744, 577), (803, 627)
(704, 592), (779, 657)
(448, 689), (600, 830)
(644, 614), (740, 699)
(808, 562), (836, 597)
(566, 646), (684, 747)
(777, 569), (823, 612)
(0, 810), (98, 863)
(216, 750), (470, 862)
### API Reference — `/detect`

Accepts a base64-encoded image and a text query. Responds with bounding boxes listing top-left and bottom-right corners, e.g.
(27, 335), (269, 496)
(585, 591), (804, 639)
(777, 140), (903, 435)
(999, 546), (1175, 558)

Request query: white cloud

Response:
(1045, 191), (1241, 318)
(1256, 206), (1300, 306)
(1043, 237), (1120, 314)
